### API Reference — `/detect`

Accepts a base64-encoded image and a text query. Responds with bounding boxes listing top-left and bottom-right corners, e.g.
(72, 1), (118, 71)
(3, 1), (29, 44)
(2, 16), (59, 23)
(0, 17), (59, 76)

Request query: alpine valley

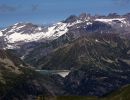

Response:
(1, 13), (130, 100)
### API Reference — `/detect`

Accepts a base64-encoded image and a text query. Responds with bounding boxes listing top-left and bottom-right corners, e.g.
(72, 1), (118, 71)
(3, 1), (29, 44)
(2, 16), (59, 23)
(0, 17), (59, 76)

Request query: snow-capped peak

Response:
(0, 22), (69, 49)
(0, 13), (130, 49)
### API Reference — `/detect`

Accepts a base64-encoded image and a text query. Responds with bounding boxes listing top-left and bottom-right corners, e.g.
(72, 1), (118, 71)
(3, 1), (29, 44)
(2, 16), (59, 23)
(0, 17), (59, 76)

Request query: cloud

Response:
(0, 4), (16, 13)
(31, 4), (39, 12)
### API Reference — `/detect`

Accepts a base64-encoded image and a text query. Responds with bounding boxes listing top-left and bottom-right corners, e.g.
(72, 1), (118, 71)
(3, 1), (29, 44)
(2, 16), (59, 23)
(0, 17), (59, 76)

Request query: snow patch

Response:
(0, 31), (3, 36)
(1, 28), (7, 32)
(95, 18), (126, 24)
(37, 27), (42, 31)
(14, 23), (19, 26)
(95, 39), (100, 42)
(16, 25), (26, 30)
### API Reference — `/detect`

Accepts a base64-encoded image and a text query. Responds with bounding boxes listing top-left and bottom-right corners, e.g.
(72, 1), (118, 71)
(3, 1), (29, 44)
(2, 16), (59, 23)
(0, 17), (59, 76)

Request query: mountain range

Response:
(1, 13), (130, 99)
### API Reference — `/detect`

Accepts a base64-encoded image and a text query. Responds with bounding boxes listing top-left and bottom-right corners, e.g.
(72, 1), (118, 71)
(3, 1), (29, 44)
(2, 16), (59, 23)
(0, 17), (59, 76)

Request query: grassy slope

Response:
(37, 84), (130, 100)
(103, 84), (130, 100)
(52, 85), (130, 100)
